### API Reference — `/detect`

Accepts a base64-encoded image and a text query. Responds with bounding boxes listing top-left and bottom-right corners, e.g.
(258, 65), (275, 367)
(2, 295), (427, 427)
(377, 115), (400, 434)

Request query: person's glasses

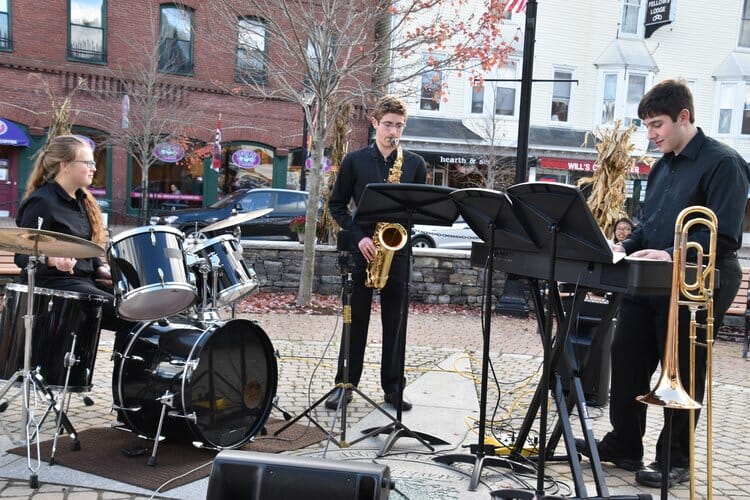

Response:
(72, 160), (96, 169)
(379, 121), (405, 131)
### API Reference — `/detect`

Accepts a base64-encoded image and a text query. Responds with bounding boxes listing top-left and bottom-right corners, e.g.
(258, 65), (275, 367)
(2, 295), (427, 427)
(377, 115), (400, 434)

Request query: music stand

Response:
(433, 188), (536, 491)
(501, 182), (623, 499)
(350, 183), (456, 455)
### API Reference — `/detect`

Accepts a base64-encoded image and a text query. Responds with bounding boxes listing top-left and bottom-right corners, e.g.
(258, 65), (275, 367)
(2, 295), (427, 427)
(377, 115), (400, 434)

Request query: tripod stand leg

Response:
(30, 370), (81, 460)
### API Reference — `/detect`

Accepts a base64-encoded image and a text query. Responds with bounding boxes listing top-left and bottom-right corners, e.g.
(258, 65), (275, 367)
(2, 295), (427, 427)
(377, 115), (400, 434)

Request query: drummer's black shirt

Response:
(14, 181), (103, 280)
(329, 143), (427, 247)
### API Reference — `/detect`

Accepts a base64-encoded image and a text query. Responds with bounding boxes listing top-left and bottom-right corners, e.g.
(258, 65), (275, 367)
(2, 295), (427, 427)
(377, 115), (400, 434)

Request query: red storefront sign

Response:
(539, 157), (650, 175)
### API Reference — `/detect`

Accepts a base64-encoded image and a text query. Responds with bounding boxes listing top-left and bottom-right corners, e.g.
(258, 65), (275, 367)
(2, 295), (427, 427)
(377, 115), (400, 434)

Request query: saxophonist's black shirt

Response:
(621, 128), (749, 258)
(329, 143), (427, 247)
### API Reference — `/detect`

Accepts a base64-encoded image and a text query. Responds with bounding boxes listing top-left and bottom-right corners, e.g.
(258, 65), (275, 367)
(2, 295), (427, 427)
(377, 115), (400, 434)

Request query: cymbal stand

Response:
(22, 245), (42, 488)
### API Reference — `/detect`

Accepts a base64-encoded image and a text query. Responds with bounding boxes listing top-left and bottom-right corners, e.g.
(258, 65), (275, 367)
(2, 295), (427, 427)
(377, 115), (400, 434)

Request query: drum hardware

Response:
(49, 333), (79, 465)
(29, 367), (81, 465)
(148, 390), (175, 466)
(0, 226), (104, 488)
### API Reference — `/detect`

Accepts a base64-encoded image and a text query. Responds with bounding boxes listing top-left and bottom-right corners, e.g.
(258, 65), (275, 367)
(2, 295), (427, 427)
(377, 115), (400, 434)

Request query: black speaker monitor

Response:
(206, 450), (393, 500)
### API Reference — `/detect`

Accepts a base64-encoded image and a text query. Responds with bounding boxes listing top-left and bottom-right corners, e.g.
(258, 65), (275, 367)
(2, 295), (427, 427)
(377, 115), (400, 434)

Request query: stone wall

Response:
(242, 241), (506, 306)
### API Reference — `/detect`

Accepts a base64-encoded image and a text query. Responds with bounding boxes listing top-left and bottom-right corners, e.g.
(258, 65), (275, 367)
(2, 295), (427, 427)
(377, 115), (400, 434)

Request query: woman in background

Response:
(612, 217), (634, 244)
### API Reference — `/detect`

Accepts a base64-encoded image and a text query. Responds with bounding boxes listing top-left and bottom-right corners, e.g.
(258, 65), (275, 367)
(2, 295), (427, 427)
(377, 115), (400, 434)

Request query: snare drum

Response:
(0, 283), (104, 391)
(185, 234), (258, 308)
(113, 318), (277, 448)
(108, 226), (197, 321)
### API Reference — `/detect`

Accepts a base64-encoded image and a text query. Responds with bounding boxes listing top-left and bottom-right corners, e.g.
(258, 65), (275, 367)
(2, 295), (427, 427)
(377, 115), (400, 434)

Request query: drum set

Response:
(0, 209), (278, 480)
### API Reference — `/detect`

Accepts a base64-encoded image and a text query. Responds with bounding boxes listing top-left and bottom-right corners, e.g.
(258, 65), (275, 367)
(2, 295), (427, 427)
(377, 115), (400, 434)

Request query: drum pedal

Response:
(112, 404), (142, 412)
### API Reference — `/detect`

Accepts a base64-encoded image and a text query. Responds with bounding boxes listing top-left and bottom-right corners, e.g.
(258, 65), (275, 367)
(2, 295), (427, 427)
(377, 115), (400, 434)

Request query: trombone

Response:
(636, 206), (717, 500)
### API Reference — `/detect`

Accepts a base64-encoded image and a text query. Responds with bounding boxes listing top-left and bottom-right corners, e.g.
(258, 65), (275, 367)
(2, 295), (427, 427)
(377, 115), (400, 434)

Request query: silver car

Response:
(410, 217), (480, 249)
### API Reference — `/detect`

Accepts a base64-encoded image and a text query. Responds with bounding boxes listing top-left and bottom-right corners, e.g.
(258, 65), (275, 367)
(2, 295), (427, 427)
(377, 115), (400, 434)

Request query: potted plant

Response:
(289, 215), (322, 242)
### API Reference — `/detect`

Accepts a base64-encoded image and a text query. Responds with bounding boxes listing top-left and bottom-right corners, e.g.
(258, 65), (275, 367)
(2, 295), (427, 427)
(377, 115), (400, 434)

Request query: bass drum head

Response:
(183, 319), (277, 448)
(114, 319), (277, 448)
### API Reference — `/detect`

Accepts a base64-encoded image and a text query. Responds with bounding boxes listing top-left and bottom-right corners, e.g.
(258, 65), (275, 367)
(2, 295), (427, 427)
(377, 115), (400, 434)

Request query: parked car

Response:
(151, 188), (310, 240)
(411, 217), (480, 249)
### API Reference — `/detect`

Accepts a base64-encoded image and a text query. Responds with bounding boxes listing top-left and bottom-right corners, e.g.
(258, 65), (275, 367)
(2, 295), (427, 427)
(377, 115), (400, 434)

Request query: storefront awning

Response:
(713, 52), (750, 80)
(402, 117), (483, 141)
(0, 119), (30, 146)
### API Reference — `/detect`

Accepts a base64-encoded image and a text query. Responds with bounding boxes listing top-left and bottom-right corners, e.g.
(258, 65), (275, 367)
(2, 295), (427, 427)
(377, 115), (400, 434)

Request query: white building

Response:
(393, 0), (750, 225)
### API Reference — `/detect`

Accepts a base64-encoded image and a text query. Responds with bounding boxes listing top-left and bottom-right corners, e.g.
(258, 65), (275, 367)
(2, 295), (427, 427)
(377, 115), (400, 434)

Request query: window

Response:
(550, 69), (573, 122)
(0, 0), (11, 51)
(158, 5), (193, 75)
(420, 54), (445, 111)
(470, 84), (485, 114)
(597, 70), (651, 125)
(626, 74), (646, 118)
(494, 60), (518, 117)
(718, 84), (736, 134)
(69, 0), (106, 62)
(236, 17), (267, 85)
(740, 0), (750, 47)
(601, 74), (618, 123)
(620, 0), (644, 37)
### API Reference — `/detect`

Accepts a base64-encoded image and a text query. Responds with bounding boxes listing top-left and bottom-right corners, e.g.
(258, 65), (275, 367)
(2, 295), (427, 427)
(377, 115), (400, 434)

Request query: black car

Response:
(151, 188), (310, 240)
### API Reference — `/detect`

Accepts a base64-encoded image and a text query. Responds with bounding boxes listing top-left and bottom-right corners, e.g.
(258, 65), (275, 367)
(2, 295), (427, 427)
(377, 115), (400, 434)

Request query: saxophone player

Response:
(326, 95), (427, 411)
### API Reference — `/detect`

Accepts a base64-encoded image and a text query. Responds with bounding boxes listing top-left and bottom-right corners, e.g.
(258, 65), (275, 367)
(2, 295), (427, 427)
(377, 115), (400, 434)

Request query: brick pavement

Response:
(0, 308), (746, 498)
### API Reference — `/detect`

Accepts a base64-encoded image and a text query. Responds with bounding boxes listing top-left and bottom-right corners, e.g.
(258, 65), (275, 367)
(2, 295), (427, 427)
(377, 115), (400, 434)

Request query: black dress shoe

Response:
(635, 461), (690, 488)
(383, 393), (412, 411)
(574, 438), (643, 472)
(324, 388), (352, 410)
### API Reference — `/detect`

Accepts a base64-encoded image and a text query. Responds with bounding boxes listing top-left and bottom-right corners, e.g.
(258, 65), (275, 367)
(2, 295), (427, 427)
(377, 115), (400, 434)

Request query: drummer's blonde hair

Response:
(24, 135), (106, 245)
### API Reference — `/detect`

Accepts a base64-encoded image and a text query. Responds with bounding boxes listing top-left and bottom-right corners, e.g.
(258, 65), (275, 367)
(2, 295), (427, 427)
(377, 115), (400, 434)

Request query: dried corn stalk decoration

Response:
(577, 120), (636, 236)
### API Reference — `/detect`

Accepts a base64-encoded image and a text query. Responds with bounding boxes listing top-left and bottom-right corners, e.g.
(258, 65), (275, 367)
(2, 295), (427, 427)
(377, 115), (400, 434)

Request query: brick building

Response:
(0, 0), (371, 221)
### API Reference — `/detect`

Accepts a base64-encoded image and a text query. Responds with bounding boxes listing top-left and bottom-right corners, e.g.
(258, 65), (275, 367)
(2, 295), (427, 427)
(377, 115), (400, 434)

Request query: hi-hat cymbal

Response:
(202, 208), (274, 233)
(0, 227), (105, 258)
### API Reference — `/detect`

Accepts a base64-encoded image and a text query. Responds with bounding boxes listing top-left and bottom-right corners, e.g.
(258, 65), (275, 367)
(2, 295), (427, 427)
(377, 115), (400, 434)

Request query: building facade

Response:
(394, 0), (750, 227)
(0, 0), (371, 221)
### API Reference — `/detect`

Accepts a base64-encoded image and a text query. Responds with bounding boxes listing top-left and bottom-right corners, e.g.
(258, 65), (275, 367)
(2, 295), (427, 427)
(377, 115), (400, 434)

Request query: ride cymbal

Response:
(202, 208), (274, 233)
(0, 227), (105, 258)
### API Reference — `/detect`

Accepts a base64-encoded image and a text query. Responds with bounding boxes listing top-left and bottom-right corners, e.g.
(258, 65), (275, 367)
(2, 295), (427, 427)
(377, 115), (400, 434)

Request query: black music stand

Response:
(501, 182), (632, 499)
(433, 188), (536, 491)
(350, 183), (456, 455)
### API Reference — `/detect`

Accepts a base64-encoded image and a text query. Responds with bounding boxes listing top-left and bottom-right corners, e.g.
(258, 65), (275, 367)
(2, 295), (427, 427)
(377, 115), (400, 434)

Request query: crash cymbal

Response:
(202, 208), (274, 233)
(0, 227), (105, 258)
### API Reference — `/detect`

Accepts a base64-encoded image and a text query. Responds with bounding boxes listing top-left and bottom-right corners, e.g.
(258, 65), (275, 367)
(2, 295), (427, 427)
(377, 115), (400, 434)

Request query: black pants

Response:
(333, 251), (408, 394)
(603, 255), (741, 467)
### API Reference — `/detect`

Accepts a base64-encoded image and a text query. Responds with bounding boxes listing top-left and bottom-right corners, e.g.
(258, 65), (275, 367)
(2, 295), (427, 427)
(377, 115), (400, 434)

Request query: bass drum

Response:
(113, 318), (277, 448)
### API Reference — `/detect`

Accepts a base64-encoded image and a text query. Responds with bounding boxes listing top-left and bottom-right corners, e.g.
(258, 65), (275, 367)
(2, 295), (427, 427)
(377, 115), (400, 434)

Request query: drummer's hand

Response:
(630, 249), (672, 261)
(48, 256), (77, 273)
(95, 264), (111, 280)
(358, 237), (377, 262)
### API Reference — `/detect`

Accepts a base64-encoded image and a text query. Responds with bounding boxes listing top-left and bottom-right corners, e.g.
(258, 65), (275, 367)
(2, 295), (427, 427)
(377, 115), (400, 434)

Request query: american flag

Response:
(504, 0), (527, 13)
(211, 115), (222, 173)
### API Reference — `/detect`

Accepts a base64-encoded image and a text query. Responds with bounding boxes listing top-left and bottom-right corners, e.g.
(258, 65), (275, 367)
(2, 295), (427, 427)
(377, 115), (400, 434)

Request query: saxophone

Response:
(365, 141), (408, 290)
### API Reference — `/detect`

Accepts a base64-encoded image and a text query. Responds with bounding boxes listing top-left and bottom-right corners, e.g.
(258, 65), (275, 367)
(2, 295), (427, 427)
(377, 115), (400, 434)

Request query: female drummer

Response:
(13, 135), (131, 332)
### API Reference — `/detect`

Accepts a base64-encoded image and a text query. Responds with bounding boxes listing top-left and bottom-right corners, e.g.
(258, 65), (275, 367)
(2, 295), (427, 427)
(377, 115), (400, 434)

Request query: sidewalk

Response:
(0, 308), (746, 499)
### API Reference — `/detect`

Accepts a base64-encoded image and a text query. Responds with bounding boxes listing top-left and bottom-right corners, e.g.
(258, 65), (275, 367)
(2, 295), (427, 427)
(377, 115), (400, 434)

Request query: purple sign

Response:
(153, 142), (185, 163)
(306, 156), (332, 172)
(232, 149), (261, 169)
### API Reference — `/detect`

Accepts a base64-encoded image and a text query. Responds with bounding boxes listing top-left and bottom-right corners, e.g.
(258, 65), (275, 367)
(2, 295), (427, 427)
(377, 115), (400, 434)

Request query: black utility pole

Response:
(515, 0), (537, 184)
(495, 0), (538, 318)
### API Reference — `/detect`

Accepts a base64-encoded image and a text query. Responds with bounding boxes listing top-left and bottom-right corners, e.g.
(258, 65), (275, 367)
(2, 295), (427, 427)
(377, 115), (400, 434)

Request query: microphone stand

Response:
(274, 232), (398, 448)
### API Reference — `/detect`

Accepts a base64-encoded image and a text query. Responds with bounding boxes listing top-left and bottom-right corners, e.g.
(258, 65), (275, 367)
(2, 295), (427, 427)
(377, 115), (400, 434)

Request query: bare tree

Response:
(76, 8), (199, 224)
(208, 0), (517, 305)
